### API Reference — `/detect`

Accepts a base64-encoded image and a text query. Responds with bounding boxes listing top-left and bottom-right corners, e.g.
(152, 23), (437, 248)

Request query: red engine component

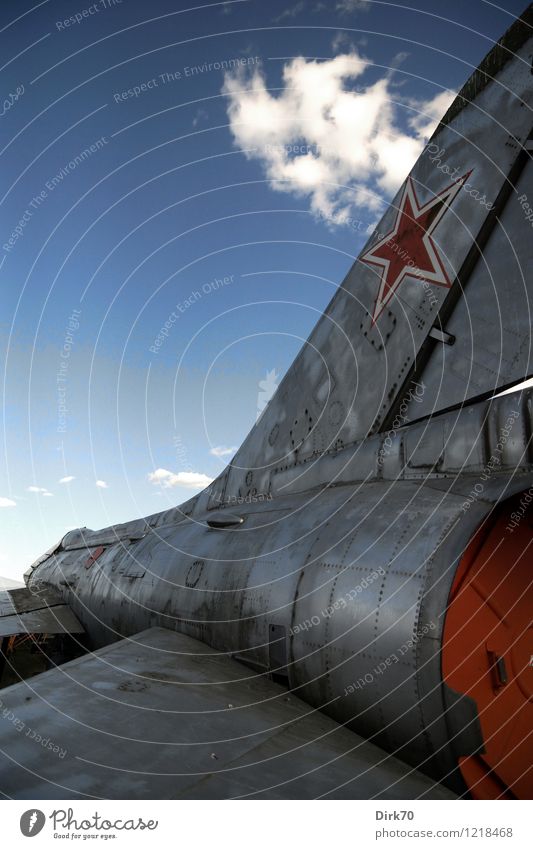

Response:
(442, 492), (533, 799)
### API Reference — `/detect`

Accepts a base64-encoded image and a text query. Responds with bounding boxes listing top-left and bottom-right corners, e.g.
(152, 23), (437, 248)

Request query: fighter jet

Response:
(1, 6), (532, 801)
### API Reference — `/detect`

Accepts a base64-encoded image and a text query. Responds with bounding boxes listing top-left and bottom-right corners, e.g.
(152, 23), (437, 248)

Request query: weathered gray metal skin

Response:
(203, 13), (533, 506)
(26, 388), (533, 790)
(0, 628), (456, 800)
(403, 157), (533, 421)
(0, 587), (85, 637)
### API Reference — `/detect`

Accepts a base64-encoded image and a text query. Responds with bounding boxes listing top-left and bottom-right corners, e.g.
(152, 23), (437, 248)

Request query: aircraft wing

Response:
(0, 587), (84, 639)
(203, 7), (533, 508)
(0, 627), (454, 799)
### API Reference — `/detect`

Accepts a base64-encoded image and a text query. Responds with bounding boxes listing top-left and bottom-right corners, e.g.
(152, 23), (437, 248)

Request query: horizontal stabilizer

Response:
(0, 627), (454, 799)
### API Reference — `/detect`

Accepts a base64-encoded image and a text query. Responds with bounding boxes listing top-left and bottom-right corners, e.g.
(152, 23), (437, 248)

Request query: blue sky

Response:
(0, 0), (528, 581)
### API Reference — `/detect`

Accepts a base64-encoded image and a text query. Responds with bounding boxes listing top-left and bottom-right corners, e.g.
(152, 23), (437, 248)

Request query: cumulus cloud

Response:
(148, 469), (214, 490)
(210, 445), (237, 458)
(0, 497), (16, 507)
(274, 1), (305, 22)
(58, 476), (75, 484)
(95, 480), (108, 489)
(27, 485), (53, 496)
(407, 89), (455, 139)
(223, 52), (454, 225)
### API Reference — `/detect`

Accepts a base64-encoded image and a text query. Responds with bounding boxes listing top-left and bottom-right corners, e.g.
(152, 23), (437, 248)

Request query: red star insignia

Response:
(360, 172), (471, 324)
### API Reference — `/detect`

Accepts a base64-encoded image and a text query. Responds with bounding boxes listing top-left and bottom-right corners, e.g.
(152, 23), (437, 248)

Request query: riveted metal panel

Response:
(205, 28), (533, 506)
(406, 158), (533, 420)
(0, 628), (455, 800)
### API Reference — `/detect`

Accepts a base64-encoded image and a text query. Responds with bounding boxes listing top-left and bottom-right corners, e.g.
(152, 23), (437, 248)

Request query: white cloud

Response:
(408, 89), (455, 139)
(336, 0), (370, 12)
(27, 485), (53, 496)
(223, 53), (454, 224)
(274, 1), (305, 22)
(331, 31), (355, 53)
(95, 480), (108, 489)
(192, 108), (208, 128)
(210, 445), (237, 458)
(42, 492), (54, 497)
(58, 476), (75, 484)
(0, 497), (16, 507)
(148, 468), (214, 490)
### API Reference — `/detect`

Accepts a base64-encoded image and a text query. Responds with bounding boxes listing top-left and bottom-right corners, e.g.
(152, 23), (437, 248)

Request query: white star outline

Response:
(361, 171), (471, 323)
